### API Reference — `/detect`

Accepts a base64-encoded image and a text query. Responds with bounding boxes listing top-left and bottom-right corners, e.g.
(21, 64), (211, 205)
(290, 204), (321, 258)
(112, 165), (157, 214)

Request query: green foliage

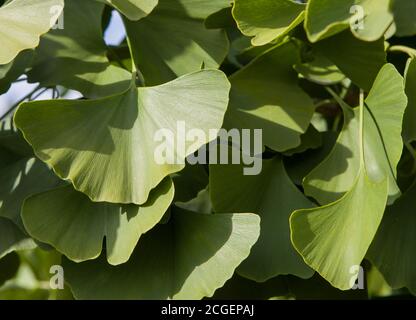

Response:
(1, 0), (416, 300)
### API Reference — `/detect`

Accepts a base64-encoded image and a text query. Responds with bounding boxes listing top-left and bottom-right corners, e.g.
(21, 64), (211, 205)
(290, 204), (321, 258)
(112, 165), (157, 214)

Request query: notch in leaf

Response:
(63, 207), (260, 300)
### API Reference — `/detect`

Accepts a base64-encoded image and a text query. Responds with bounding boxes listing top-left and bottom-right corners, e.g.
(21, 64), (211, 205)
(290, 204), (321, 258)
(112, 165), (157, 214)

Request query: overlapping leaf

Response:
(314, 30), (386, 91)
(0, 157), (61, 229)
(304, 64), (407, 205)
(99, 0), (158, 21)
(21, 179), (174, 265)
(291, 64), (407, 290)
(0, 0), (63, 65)
(210, 155), (314, 281)
(15, 70), (230, 204)
(294, 51), (345, 86)
(232, 0), (306, 46)
(225, 41), (315, 152)
(123, 0), (230, 85)
(291, 170), (388, 290)
(305, 0), (393, 42)
(0, 129), (56, 259)
(64, 208), (260, 299)
(367, 179), (416, 295)
(27, 0), (132, 98)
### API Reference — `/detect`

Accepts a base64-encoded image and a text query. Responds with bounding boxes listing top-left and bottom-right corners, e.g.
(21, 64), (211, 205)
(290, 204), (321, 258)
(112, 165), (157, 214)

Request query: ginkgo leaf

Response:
(63, 208), (260, 299)
(291, 169), (388, 290)
(15, 70), (230, 205)
(290, 94), (395, 291)
(304, 64), (407, 205)
(305, 0), (393, 43)
(367, 180), (416, 295)
(0, 0), (64, 65)
(403, 58), (416, 142)
(314, 30), (386, 91)
(210, 155), (314, 282)
(224, 41), (315, 152)
(27, 0), (132, 98)
(289, 64), (405, 290)
(232, 0), (305, 46)
(123, 0), (229, 85)
(99, 0), (158, 21)
(21, 178), (174, 265)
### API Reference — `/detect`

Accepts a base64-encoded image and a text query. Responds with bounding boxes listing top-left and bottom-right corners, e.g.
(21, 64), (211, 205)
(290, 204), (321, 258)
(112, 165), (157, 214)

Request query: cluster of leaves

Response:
(0, 0), (416, 300)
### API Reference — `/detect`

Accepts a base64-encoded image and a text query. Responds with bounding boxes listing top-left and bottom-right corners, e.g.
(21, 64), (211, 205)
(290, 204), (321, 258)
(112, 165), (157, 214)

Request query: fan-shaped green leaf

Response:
(290, 64), (406, 290)
(15, 70), (230, 205)
(0, 0), (63, 65)
(63, 208), (260, 299)
(291, 169), (388, 290)
(210, 155), (314, 282)
(22, 178), (174, 265)
(304, 64), (406, 205)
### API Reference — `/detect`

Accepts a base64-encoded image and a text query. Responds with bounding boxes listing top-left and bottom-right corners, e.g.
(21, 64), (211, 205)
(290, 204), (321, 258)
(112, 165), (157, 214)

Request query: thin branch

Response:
(0, 85), (41, 121)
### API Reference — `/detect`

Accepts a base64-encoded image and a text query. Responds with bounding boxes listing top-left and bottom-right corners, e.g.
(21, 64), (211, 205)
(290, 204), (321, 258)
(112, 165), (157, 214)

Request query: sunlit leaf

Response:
(64, 208), (260, 299)
(304, 64), (407, 205)
(290, 64), (406, 290)
(100, 0), (158, 21)
(22, 179), (174, 265)
(15, 70), (230, 204)
(0, 0), (64, 65)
